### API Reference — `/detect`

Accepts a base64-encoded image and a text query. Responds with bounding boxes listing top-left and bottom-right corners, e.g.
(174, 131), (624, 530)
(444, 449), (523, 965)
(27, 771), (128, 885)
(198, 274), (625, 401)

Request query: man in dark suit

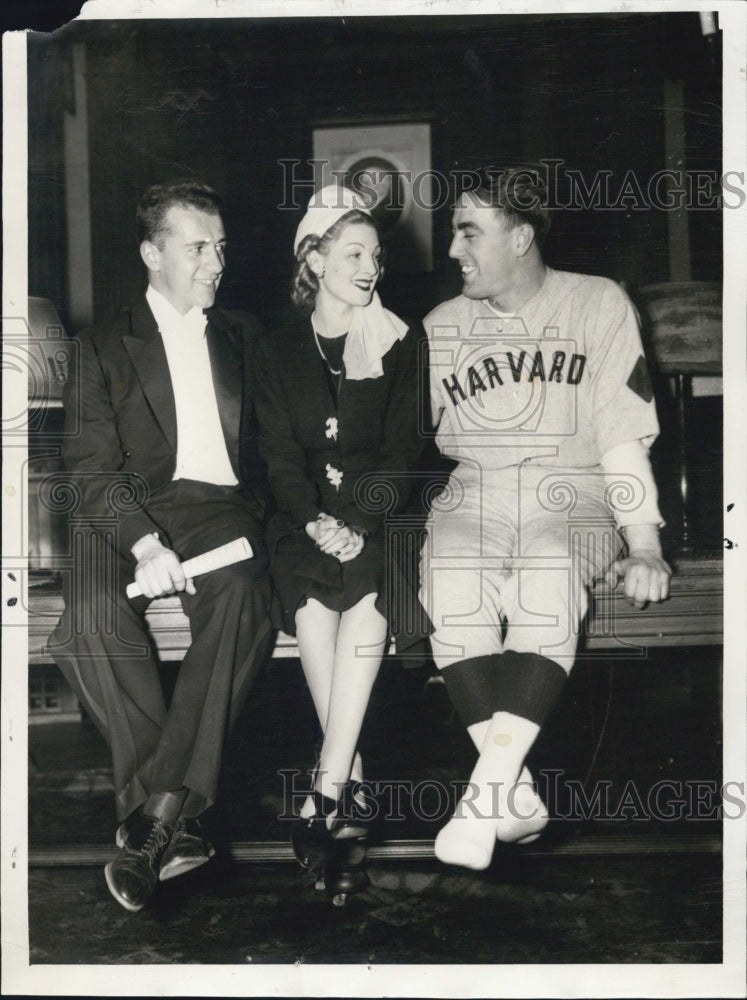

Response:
(50, 180), (272, 912)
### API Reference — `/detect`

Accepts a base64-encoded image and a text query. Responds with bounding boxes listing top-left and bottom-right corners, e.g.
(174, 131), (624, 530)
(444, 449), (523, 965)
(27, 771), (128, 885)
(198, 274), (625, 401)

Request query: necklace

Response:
(312, 320), (345, 376)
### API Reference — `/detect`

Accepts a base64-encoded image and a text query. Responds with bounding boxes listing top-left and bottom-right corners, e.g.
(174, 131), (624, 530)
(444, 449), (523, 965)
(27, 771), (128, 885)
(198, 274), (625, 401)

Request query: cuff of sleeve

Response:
(339, 507), (380, 534)
(130, 532), (163, 560)
(347, 524), (370, 538)
(601, 439), (665, 529)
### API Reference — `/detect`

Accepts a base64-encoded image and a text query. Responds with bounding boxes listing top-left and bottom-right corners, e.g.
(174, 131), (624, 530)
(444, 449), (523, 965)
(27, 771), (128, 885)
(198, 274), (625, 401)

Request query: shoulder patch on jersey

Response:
(626, 355), (654, 402)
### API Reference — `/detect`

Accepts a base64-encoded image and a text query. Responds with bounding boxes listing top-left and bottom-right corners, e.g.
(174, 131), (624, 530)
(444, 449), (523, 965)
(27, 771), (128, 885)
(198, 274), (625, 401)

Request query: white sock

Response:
(434, 777), (501, 870)
(496, 765), (549, 844)
(435, 712), (542, 870)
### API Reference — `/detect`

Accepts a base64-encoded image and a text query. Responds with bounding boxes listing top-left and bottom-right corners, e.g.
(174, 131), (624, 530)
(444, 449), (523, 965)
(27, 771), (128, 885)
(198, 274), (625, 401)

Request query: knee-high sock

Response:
(435, 651), (567, 868)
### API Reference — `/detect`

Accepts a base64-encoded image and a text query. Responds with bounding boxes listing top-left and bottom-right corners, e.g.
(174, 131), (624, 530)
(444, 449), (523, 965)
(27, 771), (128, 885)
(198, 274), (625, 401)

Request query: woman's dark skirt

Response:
(268, 521), (432, 656)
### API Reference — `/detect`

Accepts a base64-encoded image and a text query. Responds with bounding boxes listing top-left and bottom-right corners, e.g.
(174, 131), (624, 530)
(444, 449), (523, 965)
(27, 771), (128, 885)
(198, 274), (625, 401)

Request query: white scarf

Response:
(330, 292), (408, 380)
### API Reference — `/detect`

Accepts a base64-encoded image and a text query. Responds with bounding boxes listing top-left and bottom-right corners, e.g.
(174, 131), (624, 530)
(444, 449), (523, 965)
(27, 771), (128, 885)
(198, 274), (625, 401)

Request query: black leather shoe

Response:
(158, 818), (215, 882)
(291, 786), (370, 870)
(104, 812), (173, 912)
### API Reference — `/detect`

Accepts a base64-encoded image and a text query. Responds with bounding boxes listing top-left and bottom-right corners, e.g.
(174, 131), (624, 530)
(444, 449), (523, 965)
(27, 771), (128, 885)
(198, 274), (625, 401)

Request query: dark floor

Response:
(28, 648), (724, 965)
(28, 853), (721, 965)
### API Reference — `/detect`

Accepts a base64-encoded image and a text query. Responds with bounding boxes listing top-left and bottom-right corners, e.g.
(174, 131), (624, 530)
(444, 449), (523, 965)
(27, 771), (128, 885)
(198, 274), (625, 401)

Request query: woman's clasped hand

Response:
(306, 513), (365, 562)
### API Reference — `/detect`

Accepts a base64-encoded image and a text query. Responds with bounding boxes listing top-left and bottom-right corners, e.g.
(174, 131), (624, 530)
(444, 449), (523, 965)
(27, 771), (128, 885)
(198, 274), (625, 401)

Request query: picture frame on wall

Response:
(312, 121), (433, 273)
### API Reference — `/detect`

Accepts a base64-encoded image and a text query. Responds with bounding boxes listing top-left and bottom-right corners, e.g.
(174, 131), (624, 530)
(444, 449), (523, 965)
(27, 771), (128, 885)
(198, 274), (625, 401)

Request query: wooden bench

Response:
(28, 551), (723, 668)
(25, 280), (725, 716)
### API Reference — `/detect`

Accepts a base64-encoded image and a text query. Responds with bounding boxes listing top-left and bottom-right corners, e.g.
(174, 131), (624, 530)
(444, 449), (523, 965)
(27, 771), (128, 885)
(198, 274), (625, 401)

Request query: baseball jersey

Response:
(425, 268), (659, 471)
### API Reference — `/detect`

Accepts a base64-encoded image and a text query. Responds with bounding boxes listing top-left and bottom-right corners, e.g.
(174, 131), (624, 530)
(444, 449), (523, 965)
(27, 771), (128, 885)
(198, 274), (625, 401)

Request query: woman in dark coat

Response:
(255, 185), (426, 892)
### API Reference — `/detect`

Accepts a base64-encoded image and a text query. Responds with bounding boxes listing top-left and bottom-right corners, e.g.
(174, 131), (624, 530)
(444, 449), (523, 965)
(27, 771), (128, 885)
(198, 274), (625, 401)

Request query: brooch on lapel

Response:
(325, 463), (343, 490)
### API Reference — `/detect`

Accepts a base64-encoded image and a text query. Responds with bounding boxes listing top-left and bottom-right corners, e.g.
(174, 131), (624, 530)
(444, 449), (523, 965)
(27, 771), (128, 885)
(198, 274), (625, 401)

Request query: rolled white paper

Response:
(126, 536), (254, 599)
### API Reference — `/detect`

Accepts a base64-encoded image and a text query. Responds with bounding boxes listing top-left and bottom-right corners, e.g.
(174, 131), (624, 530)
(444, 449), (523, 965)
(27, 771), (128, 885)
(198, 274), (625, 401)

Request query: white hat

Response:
(293, 184), (371, 253)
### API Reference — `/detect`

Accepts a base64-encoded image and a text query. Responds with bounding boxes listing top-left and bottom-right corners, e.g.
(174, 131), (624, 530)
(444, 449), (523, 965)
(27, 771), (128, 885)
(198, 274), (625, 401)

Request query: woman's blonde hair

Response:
(290, 209), (380, 315)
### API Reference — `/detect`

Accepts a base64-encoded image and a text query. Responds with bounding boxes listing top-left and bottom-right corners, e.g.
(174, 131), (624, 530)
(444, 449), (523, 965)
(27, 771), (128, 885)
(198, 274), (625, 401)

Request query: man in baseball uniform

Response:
(422, 165), (671, 870)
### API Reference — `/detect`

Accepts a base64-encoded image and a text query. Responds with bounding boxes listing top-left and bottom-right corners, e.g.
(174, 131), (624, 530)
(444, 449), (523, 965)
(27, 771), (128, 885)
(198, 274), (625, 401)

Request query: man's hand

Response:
(604, 551), (671, 608)
(130, 533), (196, 599)
(603, 523), (671, 609)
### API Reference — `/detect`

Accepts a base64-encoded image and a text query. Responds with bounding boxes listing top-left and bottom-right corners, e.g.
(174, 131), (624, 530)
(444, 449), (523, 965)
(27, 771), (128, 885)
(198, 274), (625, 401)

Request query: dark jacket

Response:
(254, 317), (426, 545)
(62, 293), (267, 557)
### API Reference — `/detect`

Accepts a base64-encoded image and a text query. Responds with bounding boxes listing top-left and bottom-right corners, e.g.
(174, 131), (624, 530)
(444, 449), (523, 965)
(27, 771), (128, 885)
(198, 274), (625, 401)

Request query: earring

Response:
(317, 269), (325, 279)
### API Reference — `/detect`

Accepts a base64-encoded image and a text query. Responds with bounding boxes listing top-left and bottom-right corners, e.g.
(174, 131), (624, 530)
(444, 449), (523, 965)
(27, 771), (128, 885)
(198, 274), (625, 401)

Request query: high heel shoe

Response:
(331, 780), (372, 839)
(323, 840), (369, 907)
(291, 786), (371, 906)
(291, 790), (337, 871)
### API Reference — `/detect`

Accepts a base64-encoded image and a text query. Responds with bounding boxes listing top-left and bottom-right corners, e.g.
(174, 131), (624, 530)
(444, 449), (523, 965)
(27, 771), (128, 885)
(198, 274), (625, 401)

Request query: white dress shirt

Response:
(146, 285), (238, 486)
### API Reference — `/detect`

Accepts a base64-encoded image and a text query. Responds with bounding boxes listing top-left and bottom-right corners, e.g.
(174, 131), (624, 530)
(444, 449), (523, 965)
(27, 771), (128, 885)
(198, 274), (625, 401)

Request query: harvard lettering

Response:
(442, 349), (587, 407)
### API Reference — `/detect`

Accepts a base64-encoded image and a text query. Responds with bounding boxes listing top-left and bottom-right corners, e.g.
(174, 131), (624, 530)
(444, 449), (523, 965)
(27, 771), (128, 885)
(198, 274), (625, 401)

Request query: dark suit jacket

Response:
(63, 293), (267, 557)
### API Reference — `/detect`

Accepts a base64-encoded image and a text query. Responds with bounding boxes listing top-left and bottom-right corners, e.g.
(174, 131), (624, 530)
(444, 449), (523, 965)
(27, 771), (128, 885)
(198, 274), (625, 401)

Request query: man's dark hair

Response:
(469, 165), (551, 247)
(136, 180), (222, 246)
